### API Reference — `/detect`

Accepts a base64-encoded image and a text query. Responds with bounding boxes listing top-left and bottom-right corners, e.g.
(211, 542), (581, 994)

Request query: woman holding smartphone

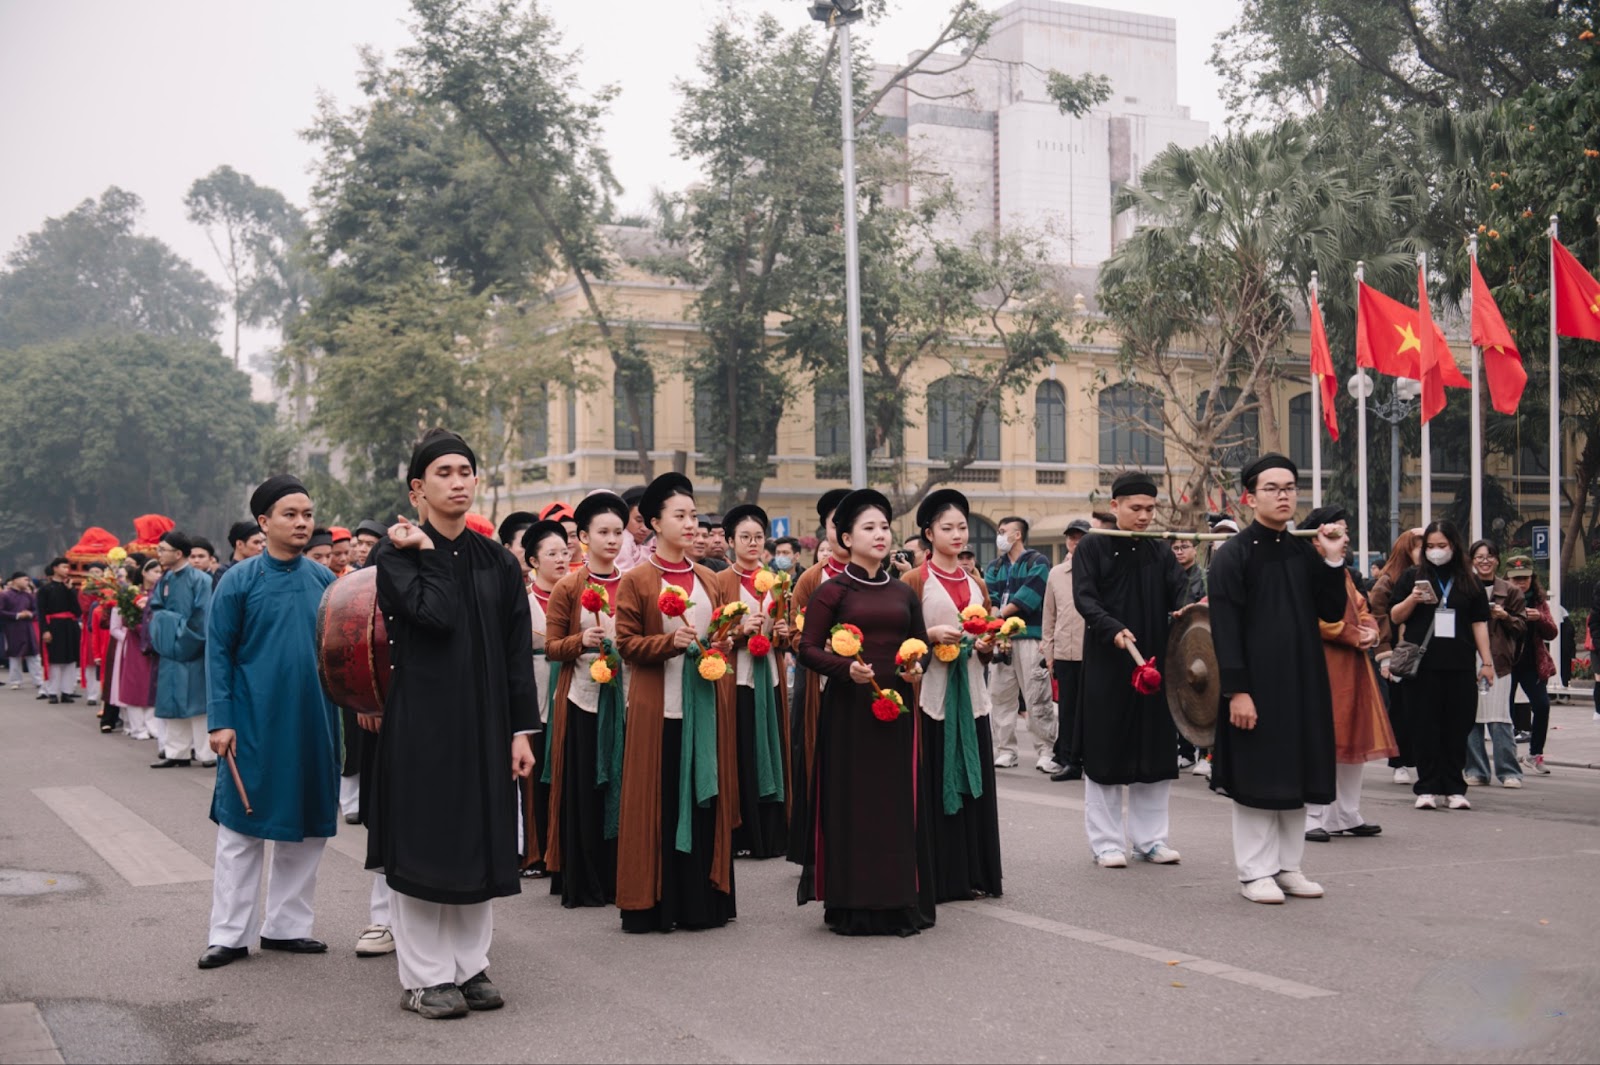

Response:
(1464, 540), (1526, 789)
(1389, 521), (1494, 810)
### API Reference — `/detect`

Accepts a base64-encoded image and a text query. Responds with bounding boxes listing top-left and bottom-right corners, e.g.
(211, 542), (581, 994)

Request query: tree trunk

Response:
(1256, 376), (1282, 454)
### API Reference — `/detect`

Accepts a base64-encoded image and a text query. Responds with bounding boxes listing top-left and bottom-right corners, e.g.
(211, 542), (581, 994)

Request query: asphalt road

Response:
(2, 684), (1597, 1064)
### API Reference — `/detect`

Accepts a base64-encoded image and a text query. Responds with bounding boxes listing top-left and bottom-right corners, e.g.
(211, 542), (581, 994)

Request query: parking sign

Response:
(1532, 524), (1549, 560)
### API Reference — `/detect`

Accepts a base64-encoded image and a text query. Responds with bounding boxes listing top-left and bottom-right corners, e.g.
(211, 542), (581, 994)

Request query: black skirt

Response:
(550, 707), (616, 908)
(620, 718), (736, 933)
(922, 712), (1003, 902)
(733, 685), (788, 859)
(785, 663), (813, 865)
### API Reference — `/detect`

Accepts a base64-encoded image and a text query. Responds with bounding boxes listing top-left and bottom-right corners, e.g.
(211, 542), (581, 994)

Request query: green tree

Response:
(0, 335), (268, 563)
(0, 188), (221, 348)
(184, 166), (308, 366)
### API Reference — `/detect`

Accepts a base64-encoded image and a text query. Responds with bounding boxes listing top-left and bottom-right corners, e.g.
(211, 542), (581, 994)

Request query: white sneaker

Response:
(1463, 775), (1488, 786)
(1035, 755), (1064, 774)
(1139, 844), (1181, 864)
(1414, 794), (1437, 809)
(1241, 877), (1285, 904)
(993, 751), (1019, 769)
(1274, 870), (1324, 898)
(1392, 767), (1412, 785)
(1531, 755), (1551, 775)
(1501, 777), (1522, 788)
(1447, 794), (1472, 810)
(1192, 759), (1211, 778)
(1095, 851), (1128, 869)
(1177, 754), (1196, 770)
(356, 924), (396, 957)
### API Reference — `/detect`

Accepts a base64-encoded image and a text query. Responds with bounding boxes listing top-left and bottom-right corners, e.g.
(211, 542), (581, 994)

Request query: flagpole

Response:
(1310, 270), (1323, 508)
(1468, 234), (1483, 543)
(1419, 252), (1432, 529)
(1549, 216), (1562, 617)
(1355, 260), (1369, 568)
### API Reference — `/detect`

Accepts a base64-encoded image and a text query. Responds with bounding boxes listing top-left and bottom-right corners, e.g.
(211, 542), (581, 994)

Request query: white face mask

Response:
(1426, 547), (1452, 567)
(995, 534), (1012, 553)
(771, 554), (793, 572)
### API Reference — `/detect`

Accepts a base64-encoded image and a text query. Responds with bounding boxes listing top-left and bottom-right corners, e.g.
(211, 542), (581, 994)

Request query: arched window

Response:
(614, 365), (654, 452)
(520, 383), (549, 461)
(1035, 380), (1066, 463)
(1098, 383), (1164, 466)
(815, 380), (848, 457)
(1289, 392), (1311, 471)
(1195, 387), (1259, 470)
(968, 513), (999, 571)
(927, 375), (999, 461)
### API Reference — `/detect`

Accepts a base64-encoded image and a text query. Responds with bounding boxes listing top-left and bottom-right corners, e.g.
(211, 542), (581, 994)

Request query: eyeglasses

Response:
(1255, 484), (1298, 498)
(734, 533), (764, 545)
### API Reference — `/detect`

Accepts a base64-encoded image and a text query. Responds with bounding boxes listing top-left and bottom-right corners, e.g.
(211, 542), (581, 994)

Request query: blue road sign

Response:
(1532, 524), (1549, 560)
(771, 517), (790, 539)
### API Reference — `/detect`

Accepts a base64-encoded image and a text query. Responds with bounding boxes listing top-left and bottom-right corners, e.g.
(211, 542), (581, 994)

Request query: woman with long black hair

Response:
(1504, 558), (1558, 776)
(797, 489), (936, 936)
(1388, 520), (1495, 810)
(1464, 540), (1526, 788)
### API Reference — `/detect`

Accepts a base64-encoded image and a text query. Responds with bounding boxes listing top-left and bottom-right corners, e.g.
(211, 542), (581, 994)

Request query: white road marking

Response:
(0, 1002), (64, 1065)
(32, 786), (211, 887)
(946, 900), (1338, 1000)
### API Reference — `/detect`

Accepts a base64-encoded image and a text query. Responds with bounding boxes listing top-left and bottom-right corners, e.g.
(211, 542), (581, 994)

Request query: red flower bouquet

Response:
(659, 584), (690, 617)
(748, 634), (772, 657)
(581, 583), (609, 615)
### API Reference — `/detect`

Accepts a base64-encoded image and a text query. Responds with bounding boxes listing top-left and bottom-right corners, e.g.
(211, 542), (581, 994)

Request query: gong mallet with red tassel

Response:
(1123, 641), (1163, 695)
(224, 751), (254, 816)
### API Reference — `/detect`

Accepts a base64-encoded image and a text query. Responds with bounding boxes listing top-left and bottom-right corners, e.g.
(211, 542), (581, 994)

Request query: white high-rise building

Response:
(872, 0), (1210, 265)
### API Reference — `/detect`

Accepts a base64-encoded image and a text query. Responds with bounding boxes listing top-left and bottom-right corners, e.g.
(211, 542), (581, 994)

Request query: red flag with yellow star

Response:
(1417, 264), (1446, 423)
(1308, 290), (1338, 441)
(1552, 238), (1600, 342)
(1469, 257), (1526, 414)
(1355, 281), (1470, 388)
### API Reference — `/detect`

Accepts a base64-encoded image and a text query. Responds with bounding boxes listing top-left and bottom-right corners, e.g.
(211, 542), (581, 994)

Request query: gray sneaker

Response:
(401, 983), (468, 1019)
(460, 971), (504, 1011)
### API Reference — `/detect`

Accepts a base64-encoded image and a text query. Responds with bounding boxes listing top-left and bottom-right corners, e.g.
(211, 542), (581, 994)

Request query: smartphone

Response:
(1413, 580), (1438, 604)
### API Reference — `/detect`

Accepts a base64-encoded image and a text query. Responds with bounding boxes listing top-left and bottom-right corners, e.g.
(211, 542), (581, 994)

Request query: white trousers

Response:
(123, 706), (153, 736)
(390, 892), (493, 991)
(208, 825), (328, 949)
(7, 656), (40, 686)
(163, 715), (211, 760)
(1233, 804), (1307, 883)
(370, 874), (393, 927)
(1083, 777), (1171, 857)
(989, 638), (1056, 758)
(1305, 763), (1368, 833)
(43, 665), (75, 697)
(83, 664), (100, 701)
(339, 774), (361, 820)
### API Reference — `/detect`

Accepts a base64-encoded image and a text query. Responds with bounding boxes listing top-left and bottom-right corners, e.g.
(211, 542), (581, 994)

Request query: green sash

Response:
(942, 641), (984, 815)
(676, 645), (721, 853)
(595, 640), (626, 840)
(750, 654), (785, 802)
(538, 659), (562, 785)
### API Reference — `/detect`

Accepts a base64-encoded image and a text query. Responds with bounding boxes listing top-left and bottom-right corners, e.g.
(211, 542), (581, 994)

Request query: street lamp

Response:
(809, 0), (868, 488)
(1363, 375), (1422, 547)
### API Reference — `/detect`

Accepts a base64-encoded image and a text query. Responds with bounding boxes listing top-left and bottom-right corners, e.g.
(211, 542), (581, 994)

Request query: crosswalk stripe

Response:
(33, 785), (211, 886)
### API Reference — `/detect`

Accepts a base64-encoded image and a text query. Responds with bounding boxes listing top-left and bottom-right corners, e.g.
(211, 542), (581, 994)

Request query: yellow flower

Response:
(106, 546), (127, 563)
(698, 651), (729, 681)
(897, 638), (929, 661)
(753, 569), (777, 594)
(830, 625), (863, 658)
(933, 643), (961, 663)
(589, 659), (614, 684)
(999, 617), (1027, 638)
(795, 610), (806, 633)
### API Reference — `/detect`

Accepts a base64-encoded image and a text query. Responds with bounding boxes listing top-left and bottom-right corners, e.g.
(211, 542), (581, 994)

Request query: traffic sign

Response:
(1532, 524), (1549, 560)
(771, 517), (790, 538)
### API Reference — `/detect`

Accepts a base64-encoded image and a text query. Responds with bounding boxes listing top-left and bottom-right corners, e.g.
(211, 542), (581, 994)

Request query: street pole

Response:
(1468, 233), (1483, 542)
(1310, 271), (1323, 508)
(1390, 420), (1401, 547)
(838, 21), (868, 490)
(1549, 216), (1562, 614)
(1418, 252), (1432, 529)
(1355, 261), (1369, 569)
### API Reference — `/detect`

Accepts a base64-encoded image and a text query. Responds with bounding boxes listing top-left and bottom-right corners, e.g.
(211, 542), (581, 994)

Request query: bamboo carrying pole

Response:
(1084, 527), (1322, 543)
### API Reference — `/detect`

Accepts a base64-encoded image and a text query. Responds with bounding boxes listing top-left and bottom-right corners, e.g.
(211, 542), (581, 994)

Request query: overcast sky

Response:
(0, 0), (1240, 374)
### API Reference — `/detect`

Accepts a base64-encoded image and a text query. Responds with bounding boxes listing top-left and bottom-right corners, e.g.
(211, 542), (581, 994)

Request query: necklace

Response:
(846, 563), (890, 586)
(649, 554), (695, 574)
(928, 561), (969, 587)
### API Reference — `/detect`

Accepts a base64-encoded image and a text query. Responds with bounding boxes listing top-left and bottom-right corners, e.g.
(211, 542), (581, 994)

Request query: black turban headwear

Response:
(575, 492), (629, 532)
(1240, 453), (1298, 493)
(250, 474), (308, 519)
(1303, 504), (1350, 529)
(831, 489), (893, 540)
(306, 529), (333, 550)
(915, 488), (969, 537)
(522, 520), (568, 558)
(496, 511), (540, 547)
(722, 504), (769, 538)
(816, 487), (850, 522)
(640, 472), (694, 524)
(159, 530), (194, 555)
(407, 428), (477, 484)
(1111, 471), (1159, 498)
(355, 520), (390, 540)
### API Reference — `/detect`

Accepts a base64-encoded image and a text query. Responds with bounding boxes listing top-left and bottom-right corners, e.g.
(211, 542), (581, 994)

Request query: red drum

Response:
(317, 567), (391, 716)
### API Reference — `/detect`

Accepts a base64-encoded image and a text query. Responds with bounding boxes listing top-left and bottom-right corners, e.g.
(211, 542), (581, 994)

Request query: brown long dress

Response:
(1321, 572), (1400, 764)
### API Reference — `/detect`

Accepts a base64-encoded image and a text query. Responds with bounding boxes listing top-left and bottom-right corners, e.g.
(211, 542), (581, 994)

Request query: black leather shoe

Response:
(47, 695), (59, 704)
(61, 694), (77, 703)
(460, 971), (504, 1011)
(150, 758), (192, 769)
(198, 945), (248, 969)
(260, 937), (328, 954)
(1049, 764), (1083, 782)
(1304, 828), (1331, 843)
(1345, 822), (1382, 837)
